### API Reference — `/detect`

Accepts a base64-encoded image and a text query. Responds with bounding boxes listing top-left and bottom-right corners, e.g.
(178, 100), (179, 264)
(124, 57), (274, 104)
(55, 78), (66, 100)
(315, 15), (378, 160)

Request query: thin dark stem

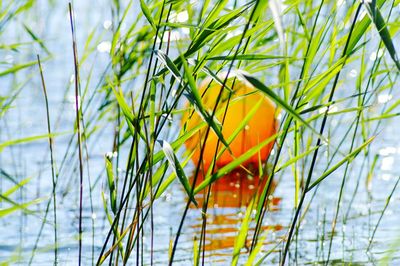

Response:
(69, 3), (84, 265)
(37, 54), (58, 264)
(368, 176), (400, 250)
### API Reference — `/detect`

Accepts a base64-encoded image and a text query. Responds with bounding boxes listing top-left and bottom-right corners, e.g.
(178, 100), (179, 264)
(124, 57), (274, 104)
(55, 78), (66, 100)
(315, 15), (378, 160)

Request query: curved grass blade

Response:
(0, 177), (31, 200)
(105, 156), (117, 214)
(307, 136), (375, 192)
(181, 54), (232, 152)
(160, 140), (197, 206)
(23, 23), (51, 55)
(207, 54), (290, 61)
(0, 196), (43, 217)
(0, 60), (38, 77)
(363, 1), (400, 70)
(155, 50), (182, 83)
(245, 231), (268, 266)
(194, 133), (277, 194)
(140, 0), (156, 31)
(0, 132), (68, 152)
(345, 0), (385, 55)
(239, 73), (322, 138)
(232, 199), (254, 266)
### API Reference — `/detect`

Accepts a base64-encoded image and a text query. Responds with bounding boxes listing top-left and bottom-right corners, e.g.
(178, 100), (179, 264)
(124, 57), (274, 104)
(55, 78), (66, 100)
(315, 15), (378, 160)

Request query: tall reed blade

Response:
(68, 3), (84, 265)
(36, 54), (58, 264)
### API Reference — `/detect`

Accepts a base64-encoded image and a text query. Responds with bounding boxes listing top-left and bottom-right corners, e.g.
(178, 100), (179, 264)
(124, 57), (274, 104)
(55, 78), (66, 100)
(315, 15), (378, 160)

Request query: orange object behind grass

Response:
(188, 169), (283, 252)
(182, 75), (277, 172)
(190, 168), (279, 208)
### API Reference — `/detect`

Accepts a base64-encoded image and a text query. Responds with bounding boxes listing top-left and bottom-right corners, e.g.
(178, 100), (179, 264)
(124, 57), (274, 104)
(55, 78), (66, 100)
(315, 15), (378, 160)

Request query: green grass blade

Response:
(364, 1), (400, 70)
(105, 156), (117, 214)
(307, 136), (375, 192)
(0, 132), (69, 152)
(194, 133), (277, 194)
(0, 60), (38, 77)
(160, 140), (197, 206)
(240, 73), (322, 138)
(181, 54), (232, 152)
(0, 177), (31, 200)
(140, 0), (156, 31)
(232, 199), (254, 266)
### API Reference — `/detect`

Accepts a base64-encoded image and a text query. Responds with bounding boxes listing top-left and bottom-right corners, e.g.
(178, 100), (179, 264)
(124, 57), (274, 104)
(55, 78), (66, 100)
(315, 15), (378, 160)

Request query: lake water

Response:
(1, 1), (400, 265)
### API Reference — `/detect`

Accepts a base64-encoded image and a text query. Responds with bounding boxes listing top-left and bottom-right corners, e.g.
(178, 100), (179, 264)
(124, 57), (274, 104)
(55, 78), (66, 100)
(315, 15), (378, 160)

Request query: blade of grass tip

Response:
(274, 145), (320, 174)
(139, 0), (156, 31)
(269, 0), (285, 54)
(193, 236), (200, 266)
(0, 169), (21, 186)
(306, 136), (375, 192)
(232, 199), (254, 266)
(0, 177), (31, 199)
(160, 140), (198, 207)
(155, 153), (193, 200)
(187, 58), (233, 92)
(0, 183), (32, 212)
(155, 50), (182, 83)
(25, 25), (51, 55)
(0, 132), (68, 153)
(0, 197), (44, 217)
(37, 54), (58, 264)
(345, 0), (385, 56)
(0, 59), (38, 77)
(239, 73), (324, 140)
(364, 1), (400, 71)
(109, 84), (147, 141)
(245, 231), (268, 266)
(151, 122), (203, 168)
(254, 241), (282, 266)
(105, 155), (117, 214)
(207, 54), (290, 61)
(68, 3), (84, 265)
(366, 154), (379, 192)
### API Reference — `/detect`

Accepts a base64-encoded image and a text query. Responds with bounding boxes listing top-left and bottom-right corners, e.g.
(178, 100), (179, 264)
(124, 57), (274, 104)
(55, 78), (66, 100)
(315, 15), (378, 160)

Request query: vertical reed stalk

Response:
(37, 54), (58, 264)
(69, 3), (84, 265)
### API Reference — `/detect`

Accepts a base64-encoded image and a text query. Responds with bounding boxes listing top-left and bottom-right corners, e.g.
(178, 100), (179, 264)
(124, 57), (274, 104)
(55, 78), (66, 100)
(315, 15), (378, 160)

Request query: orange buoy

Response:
(189, 168), (279, 208)
(182, 75), (277, 171)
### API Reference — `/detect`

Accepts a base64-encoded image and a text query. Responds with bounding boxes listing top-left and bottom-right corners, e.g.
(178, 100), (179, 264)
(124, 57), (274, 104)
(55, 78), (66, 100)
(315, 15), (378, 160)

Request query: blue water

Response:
(1, 1), (400, 265)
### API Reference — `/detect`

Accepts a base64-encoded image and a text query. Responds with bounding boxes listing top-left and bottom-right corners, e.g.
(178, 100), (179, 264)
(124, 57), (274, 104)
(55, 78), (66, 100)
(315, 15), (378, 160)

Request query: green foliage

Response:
(1, 0), (400, 265)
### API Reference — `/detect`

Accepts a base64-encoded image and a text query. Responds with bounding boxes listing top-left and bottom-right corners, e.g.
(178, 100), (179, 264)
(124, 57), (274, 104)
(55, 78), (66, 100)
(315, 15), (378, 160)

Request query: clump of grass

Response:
(1, 0), (400, 265)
